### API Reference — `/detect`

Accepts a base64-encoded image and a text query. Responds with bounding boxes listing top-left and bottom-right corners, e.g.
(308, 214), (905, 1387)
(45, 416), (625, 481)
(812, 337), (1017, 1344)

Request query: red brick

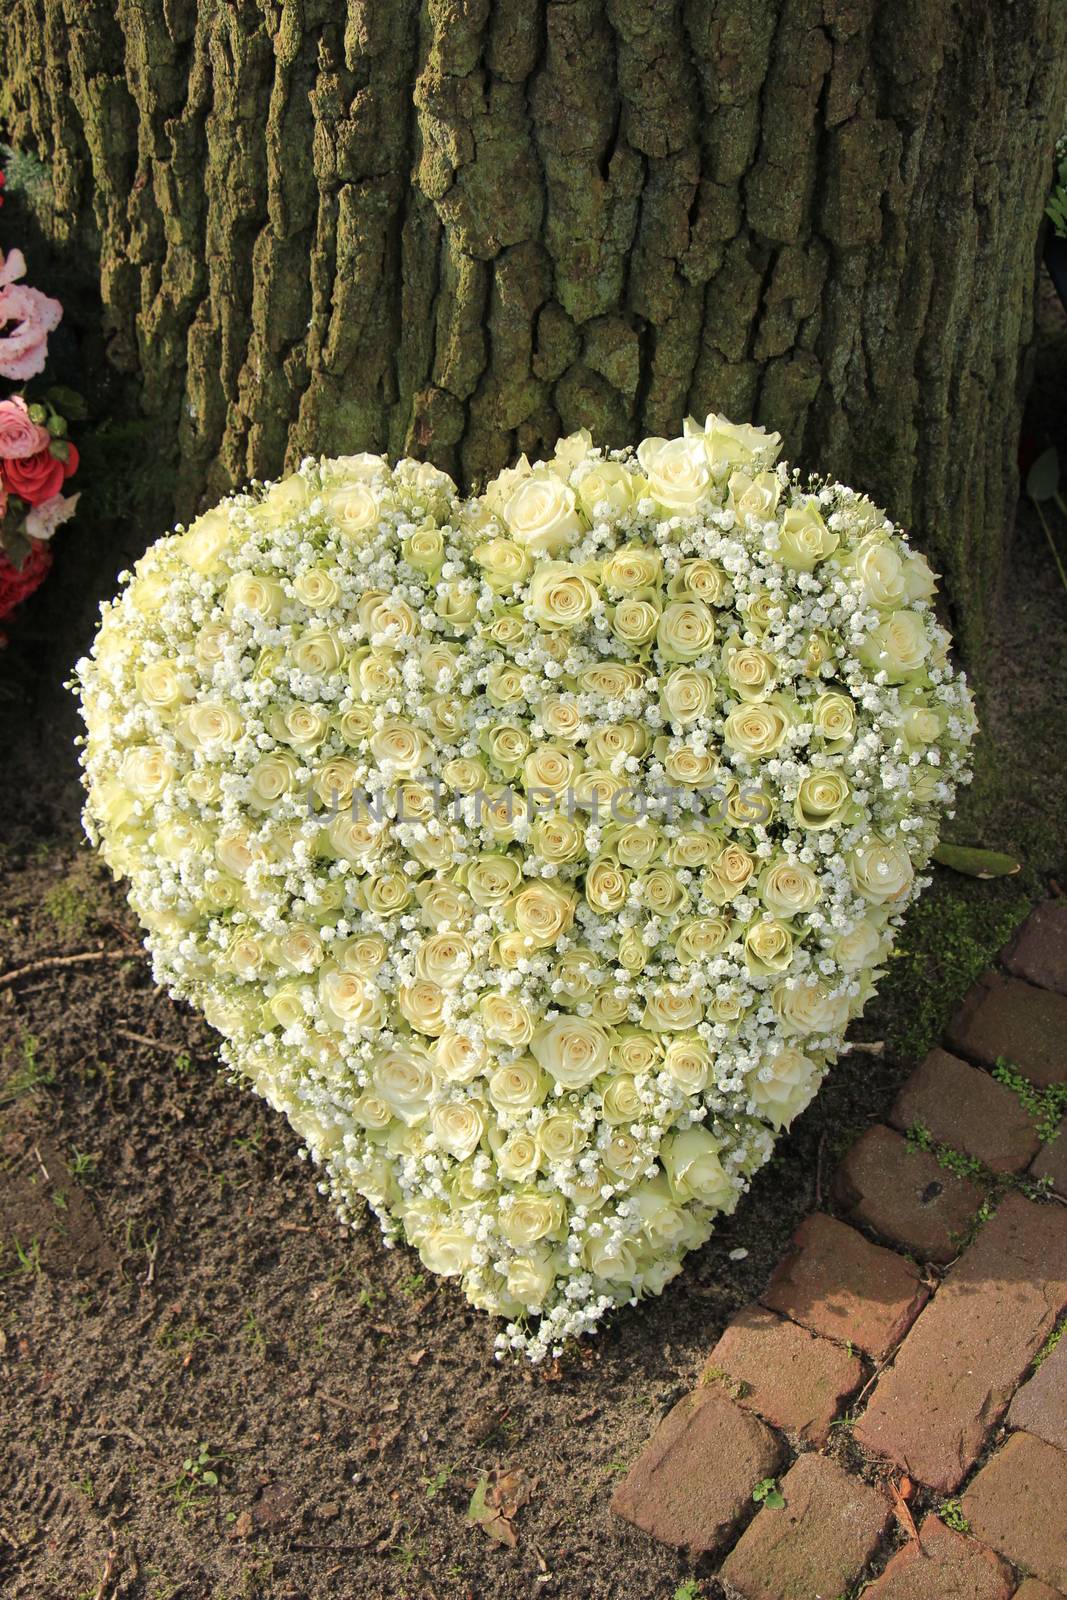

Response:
(760, 1212), (930, 1360)
(1009, 1334), (1067, 1450)
(889, 1048), (1042, 1174)
(719, 1452), (890, 1600)
(610, 1383), (783, 1555)
(862, 1514), (1014, 1599)
(946, 972), (1067, 1087)
(854, 1194), (1067, 1492)
(703, 1303), (864, 1446)
(1031, 1122), (1067, 1198)
(1001, 901), (1067, 996)
(834, 1123), (986, 1263)
(1012, 1582), (1067, 1600)
(962, 1432), (1067, 1591)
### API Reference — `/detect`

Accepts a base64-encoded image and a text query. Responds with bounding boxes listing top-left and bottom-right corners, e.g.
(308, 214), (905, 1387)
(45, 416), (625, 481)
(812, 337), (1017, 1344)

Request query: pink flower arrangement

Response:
(0, 235), (82, 640)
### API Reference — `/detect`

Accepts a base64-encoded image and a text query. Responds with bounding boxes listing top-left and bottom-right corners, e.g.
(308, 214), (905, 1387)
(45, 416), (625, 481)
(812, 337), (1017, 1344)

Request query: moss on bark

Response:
(3, 0), (1065, 654)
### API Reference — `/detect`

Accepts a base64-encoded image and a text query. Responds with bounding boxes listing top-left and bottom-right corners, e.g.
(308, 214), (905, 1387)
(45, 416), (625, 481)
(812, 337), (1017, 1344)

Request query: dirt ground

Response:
(1, 304), (1065, 1600)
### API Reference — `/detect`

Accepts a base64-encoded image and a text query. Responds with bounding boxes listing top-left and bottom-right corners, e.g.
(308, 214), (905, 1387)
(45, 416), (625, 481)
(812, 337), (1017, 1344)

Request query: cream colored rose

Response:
(274, 924), (324, 974)
(859, 610), (930, 682)
(748, 1048), (820, 1129)
(319, 968), (385, 1032)
(637, 435), (711, 510)
(639, 867), (687, 917)
(834, 916), (887, 972)
(853, 534), (907, 609)
(760, 858), (821, 917)
(370, 720), (429, 776)
(662, 666), (713, 727)
(418, 1226), (476, 1277)
(723, 700), (790, 760)
(701, 412), (781, 472)
(657, 599), (716, 663)
(610, 597), (659, 648)
(398, 979), (447, 1035)
(500, 1192), (564, 1247)
(466, 853), (522, 907)
(777, 498), (839, 571)
(848, 836), (914, 904)
(496, 1131), (541, 1184)
(121, 744), (175, 800)
(324, 481), (382, 540)
(601, 543), (662, 594)
(661, 1125), (734, 1206)
(727, 469), (781, 520)
(744, 917), (794, 976)
(225, 571), (285, 618)
(528, 562), (599, 630)
(897, 705), (942, 748)
(512, 881), (575, 947)
(904, 549), (938, 601)
(532, 812), (584, 865)
(674, 916), (732, 963)
(662, 743), (717, 786)
(372, 1047), (436, 1121)
(713, 842), (755, 899)
(773, 978), (851, 1037)
(480, 992), (534, 1047)
(481, 722), (530, 773)
(584, 856), (630, 915)
(503, 473), (583, 554)
(488, 1060), (547, 1116)
(811, 691), (855, 745)
(575, 461), (637, 519)
(416, 932), (472, 989)
(473, 536), (534, 591)
(663, 1036), (714, 1093)
(435, 580), (478, 628)
(724, 639), (776, 702)
(578, 661), (646, 698)
(293, 568), (340, 610)
(643, 986), (704, 1032)
(582, 1234), (639, 1282)
(136, 660), (187, 713)
(523, 743), (578, 797)
(179, 508), (233, 574)
(431, 1100), (485, 1160)
(402, 524), (446, 574)
(531, 1016), (610, 1089)
(178, 700), (244, 752)
(795, 770), (850, 831)
(506, 1247), (558, 1309)
(537, 1112), (587, 1165)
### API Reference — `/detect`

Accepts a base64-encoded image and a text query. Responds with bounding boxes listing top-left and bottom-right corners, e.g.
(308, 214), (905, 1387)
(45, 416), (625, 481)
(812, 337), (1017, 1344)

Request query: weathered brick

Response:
(611, 1383), (783, 1555)
(1031, 1121), (1067, 1198)
(702, 1303), (864, 1446)
(861, 1514), (1014, 1600)
(719, 1452), (890, 1600)
(834, 1123), (986, 1263)
(1008, 1333), (1067, 1451)
(946, 972), (1067, 1087)
(889, 1048), (1042, 1174)
(854, 1194), (1067, 1492)
(1012, 1581), (1067, 1600)
(962, 1432), (1067, 1591)
(760, 1212), (929, 1360)
(1001, 900), (1067, 996)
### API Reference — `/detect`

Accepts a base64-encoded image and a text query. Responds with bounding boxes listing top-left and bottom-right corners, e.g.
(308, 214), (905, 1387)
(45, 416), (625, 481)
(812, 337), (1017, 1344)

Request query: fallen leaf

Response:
(889, 1476), (922, 1549)
(468, 1466), (534, 1547)
(932, 844), (1021, 879)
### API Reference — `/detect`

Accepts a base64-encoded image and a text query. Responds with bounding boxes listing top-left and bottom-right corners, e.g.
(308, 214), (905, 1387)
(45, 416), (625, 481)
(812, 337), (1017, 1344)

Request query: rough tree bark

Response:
(2, 0), (1065, 653)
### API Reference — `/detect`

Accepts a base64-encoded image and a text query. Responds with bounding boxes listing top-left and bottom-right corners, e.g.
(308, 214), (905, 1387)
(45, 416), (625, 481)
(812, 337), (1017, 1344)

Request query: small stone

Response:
(703, 1303), (864, 1446)
(854, 1194), (1067, 1492)
(889, 1048), (1042, 1173)
(1030, 1121), (1067, 1198)
(962, 1432), (1067, 1591)
(1008, 1334), (1067, 1451)
(1000, 901), (1067, 995)
(719, 1452), (890, 1600)
(946, 972), (1067, 1086)
(861, 1513), (1014, 1599)
(760, 1212), (929, 1359)
(611, 1383), (783, 1556)
(834, 1123), (986, 1263)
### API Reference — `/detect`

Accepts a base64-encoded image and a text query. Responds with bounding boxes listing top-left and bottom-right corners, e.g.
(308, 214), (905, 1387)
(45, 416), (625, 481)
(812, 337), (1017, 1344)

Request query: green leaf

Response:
(200, 1469), (218, 1487)
(932, 844), (1021, 879)
(1027, 448), (1060, 503)
(763, 1488), (785, 1509)
(43, 384), (89, 421)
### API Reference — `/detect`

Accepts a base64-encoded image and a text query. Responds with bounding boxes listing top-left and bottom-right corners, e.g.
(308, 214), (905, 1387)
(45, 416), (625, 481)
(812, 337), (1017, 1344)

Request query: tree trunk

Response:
(3, 0), (1065, 654)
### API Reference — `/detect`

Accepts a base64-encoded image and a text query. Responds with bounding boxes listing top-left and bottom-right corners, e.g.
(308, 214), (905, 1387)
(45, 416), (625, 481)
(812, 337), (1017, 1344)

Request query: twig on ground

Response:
(31, 1143), (50, 1183)
(841, 1040), (885, 1056)
(92, 1529), (119, 1600)
(114, 1028), (188, 1057)
(0, 950), (143, 990)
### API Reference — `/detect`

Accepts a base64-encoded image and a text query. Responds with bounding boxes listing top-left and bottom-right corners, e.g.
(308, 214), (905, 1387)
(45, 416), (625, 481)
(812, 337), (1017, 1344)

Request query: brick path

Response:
(612, 899), (1067, 1597)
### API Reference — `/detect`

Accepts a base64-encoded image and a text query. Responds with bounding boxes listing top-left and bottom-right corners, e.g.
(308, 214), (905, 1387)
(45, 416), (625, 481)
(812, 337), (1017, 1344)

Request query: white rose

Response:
(748, 1048), (821, 1129)
(502, 473), (583, 554)
(531, 1017), (610, 1089)
(661, 1126), (734, 1206)
(636, 435), (711, 510)
(848, 836), (915, 904)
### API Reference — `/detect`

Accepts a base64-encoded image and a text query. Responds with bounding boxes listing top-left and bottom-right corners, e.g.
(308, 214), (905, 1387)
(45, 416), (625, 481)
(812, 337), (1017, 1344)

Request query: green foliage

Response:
(752, 1477), (785, 1509)
(166, 1443), (224, 1521)
(939, 1498), (970, 1533)
(993, 1059), (1067, 1145)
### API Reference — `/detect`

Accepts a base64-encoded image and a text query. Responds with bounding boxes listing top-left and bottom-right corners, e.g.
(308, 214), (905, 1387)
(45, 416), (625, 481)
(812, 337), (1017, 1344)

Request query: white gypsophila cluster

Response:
(74, 416), (976, 1360)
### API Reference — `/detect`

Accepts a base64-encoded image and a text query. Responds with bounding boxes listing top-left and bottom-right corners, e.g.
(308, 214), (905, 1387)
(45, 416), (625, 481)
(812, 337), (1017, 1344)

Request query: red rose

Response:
(62, 441), (79, 479)
(2, 443), (66, 504)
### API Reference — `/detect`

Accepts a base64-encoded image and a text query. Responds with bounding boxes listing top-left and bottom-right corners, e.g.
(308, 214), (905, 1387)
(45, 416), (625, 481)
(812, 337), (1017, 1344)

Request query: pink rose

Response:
(0, 396), (51, 460)
(24, 490), (79, 542)
(0, 249), (63, 382)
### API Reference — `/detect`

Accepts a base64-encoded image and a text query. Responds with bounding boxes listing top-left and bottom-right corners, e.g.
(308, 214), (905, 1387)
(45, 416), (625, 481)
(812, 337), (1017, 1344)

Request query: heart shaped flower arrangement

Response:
(75, 417), (975, 1358)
